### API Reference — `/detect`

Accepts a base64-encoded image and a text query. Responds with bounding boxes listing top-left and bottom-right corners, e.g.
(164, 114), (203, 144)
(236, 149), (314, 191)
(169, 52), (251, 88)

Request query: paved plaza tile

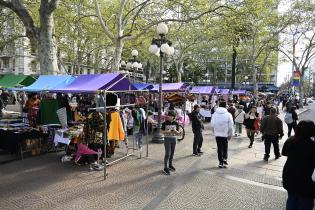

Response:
(1, 107), (312, 210)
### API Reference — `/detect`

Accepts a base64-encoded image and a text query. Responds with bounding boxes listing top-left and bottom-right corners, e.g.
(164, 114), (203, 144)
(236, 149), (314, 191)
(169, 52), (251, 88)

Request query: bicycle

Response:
(152, 112), (187, 141)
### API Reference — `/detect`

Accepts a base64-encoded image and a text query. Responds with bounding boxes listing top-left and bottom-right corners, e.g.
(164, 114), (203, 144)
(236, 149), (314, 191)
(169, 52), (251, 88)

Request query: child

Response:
(162, 111), (180, 175)
(234, 105), (246, 136)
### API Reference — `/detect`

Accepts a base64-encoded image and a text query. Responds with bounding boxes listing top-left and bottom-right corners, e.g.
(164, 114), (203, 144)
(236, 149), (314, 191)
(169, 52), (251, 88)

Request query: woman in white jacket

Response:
(210, 101), (234, 168)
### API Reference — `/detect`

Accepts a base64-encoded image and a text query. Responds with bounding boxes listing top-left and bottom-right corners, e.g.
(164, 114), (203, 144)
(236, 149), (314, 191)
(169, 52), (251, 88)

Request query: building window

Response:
(3, 58), (9, 68)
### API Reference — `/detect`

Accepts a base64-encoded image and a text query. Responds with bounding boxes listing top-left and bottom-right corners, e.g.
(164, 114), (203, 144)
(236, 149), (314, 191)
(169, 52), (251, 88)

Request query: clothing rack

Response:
(101, 89), (150, 180)
(87, 104), (136, 112)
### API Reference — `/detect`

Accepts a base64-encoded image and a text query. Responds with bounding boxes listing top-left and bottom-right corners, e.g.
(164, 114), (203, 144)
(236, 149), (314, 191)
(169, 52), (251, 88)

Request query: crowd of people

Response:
(161, 95), (314, 210)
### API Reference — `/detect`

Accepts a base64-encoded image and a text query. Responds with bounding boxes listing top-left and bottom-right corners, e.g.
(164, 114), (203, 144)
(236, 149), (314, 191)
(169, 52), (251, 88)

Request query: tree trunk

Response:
(231, 46), (237, 89)
(38, 12), (58, 75)
(252, 59), (258, 97)
(176, 62), (183, 82)
(112, 39), (124, 72)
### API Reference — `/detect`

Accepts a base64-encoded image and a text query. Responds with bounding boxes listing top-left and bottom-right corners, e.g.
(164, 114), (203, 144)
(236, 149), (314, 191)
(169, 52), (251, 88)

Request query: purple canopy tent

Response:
(52, 73), (146, 180)
(133, 83), (154, 90)
(53, 73), (136, 93)
(191, 86), (214, 94)
(219, 89), (230, 95)
(231, 90), (246, 95)
(150, 82), (187, 92)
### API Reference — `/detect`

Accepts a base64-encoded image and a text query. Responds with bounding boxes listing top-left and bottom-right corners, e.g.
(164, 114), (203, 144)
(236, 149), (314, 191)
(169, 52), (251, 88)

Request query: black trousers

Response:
(287, 122), (297, 137)
(247, 129), (255, 145)
(164, 137), (176, 169)
(193, 131), (203, 154)
(77, 154), (97, 165)
(216, 137), (228, 163)
(264, 135), (280, 158)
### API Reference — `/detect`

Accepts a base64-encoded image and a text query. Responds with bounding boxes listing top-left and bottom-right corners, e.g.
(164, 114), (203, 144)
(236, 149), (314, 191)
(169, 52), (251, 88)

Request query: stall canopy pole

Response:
(103, 90), (107, 180)
(146, 98), (149, 157)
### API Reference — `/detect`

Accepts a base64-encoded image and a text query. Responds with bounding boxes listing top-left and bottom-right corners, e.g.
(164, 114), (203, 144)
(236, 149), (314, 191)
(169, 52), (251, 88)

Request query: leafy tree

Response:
(278, 0), (315, 106)
(94, 0), (230, 72)
(0, 0), (59, 74)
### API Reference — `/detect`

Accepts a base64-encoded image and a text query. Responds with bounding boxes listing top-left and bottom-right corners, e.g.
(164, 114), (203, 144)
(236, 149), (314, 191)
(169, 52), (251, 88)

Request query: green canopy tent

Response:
(0, 74), (36, 88)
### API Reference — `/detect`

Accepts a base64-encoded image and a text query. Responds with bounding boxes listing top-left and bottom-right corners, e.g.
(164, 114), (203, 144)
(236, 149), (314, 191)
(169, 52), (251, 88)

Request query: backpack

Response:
(284, 112), (293, 124)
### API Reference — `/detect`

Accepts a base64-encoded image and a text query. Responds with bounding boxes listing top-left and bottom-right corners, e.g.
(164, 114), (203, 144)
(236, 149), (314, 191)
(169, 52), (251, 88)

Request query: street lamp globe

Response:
(244, 76), (248, 80)
(157, 23), (168, 35)
(126, 62), (132, 70)
(138, 63), (143, 69)
(149, 44), (159, 54)
(166, 46), (175, 55)
(132, 62), (139, 68)
(205, 73), (209, 77)
(120, 60), (126, 66)
(131, 49), (138, 57)
(160, 43), (170, 53)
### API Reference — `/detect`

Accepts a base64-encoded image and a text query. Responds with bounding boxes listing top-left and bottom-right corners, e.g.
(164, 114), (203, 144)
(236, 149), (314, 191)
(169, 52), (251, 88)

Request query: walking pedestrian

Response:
(260, 108), (284, 161)
(162, 111), (180, 175)
(227, 103), (236, 121)
(190, 104), (204, 156)
(282, 120), (315, 210)
(244, 107), (260, 148)
(234, 105), (246, 136)
(263, 101), (272, 117)
(282, 97), (287, 111)
(210, 101), (234, 168)
(285, 106), (298, 137)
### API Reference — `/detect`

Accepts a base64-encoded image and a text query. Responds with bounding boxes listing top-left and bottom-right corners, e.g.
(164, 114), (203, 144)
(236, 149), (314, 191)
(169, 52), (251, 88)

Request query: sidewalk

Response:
(0, 119), (289, 210)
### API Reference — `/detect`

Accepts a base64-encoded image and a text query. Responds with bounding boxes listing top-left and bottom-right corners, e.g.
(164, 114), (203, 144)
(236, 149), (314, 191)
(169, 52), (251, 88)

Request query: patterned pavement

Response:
(0, 106), (312, 210)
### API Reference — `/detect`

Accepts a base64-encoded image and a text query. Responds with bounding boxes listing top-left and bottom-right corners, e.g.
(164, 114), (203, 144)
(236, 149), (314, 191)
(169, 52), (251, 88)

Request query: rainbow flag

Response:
(292, 71), (300, 87)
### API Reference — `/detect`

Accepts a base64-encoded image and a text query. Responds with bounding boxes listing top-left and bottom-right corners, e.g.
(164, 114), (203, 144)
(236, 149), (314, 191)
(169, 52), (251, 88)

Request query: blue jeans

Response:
(135, 132), (143, 148)
(286, 192), (314, 210)
(164, 137), (176, 169)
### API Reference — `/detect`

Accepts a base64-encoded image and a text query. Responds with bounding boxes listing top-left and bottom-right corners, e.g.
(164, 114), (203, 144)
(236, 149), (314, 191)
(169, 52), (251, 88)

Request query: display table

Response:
(54, 125), (84, 146)
(0, 128), (42, 159)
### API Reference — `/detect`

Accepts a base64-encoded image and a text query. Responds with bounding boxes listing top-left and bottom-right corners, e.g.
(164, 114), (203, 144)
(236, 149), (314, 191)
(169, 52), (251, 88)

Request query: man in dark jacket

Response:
(282, 120), (315, 210)
(260, 108), (284, 161)
(190, 104), (204, 156)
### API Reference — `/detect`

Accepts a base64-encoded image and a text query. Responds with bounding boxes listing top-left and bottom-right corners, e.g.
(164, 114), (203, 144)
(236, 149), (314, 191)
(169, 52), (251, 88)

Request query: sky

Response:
(276, 1), (315, 86)
(277, 1), (292, 86)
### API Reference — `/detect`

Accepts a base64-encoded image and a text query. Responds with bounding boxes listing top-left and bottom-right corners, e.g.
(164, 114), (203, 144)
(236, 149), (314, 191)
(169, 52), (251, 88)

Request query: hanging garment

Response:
(40, 99), (60, 124)
(108, 111), (125, 141)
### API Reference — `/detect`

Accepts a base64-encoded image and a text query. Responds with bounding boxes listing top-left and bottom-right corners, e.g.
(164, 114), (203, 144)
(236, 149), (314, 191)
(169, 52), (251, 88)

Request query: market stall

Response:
(0, 74), (36, 88)
(15, 75), (75, 92)
(133, 83), (154, 91)
(53, 73), (149, 179)
(149, 82), (190, 139)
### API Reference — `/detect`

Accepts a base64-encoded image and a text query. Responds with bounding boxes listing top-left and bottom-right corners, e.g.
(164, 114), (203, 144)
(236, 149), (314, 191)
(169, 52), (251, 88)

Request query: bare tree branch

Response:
(123, 5), (230, 41)
(46, 0), (59, 14)
(94, 0), (115, 41)
(117, 0), (126, 37)
(0, 0), (38, 41)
